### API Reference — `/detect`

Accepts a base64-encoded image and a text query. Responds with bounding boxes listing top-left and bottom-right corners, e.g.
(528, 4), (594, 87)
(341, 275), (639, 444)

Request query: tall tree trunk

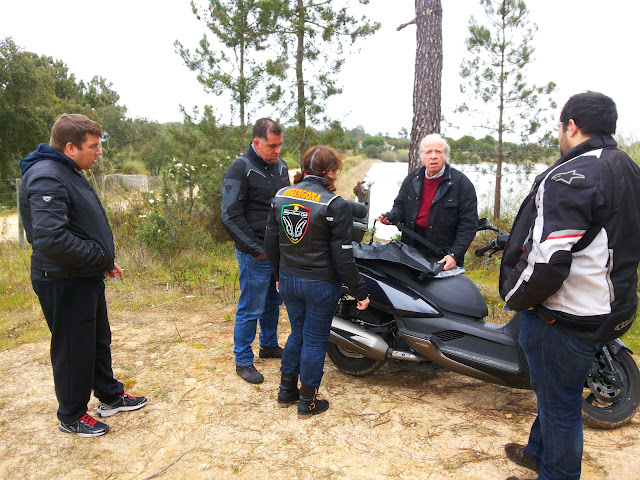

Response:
(494, 0), (507, 220)
(296, 0), (306, 161)
(409, 0), (443, 172)
(239, 35), (247, 153)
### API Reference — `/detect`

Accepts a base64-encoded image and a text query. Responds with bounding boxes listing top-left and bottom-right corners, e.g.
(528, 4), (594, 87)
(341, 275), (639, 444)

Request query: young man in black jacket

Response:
(221, 118), (290, 383)
(500, 92), (640, 480)
(19, 114), (147, 437)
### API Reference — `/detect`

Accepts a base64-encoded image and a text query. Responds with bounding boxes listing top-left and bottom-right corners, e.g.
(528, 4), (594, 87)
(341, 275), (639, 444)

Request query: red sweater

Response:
(415, 176), (443, 228)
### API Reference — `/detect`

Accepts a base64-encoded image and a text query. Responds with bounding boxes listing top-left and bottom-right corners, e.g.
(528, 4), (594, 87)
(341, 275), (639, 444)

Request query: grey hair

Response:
(419, 133), (450, 162)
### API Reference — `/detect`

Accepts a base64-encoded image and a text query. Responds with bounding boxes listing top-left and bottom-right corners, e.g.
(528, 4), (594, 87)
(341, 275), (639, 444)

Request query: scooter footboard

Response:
(399, 332), (511, 386)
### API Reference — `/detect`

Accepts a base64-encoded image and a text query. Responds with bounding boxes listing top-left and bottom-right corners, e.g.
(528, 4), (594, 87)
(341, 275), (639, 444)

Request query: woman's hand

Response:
(356, 296), (370, 310)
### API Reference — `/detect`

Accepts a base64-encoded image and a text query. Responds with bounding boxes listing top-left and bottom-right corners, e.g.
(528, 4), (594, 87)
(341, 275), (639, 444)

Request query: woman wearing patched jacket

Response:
(265, 146), (369, 418)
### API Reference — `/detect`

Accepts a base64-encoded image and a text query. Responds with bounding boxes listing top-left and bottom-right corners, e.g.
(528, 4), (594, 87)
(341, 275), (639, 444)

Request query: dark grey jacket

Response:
(19, 144), (114, 278)
(386, 164), (478, 265)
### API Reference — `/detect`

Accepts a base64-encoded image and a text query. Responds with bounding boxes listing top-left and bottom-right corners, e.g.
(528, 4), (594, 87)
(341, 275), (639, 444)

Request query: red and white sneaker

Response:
(59, 413), (109, 437)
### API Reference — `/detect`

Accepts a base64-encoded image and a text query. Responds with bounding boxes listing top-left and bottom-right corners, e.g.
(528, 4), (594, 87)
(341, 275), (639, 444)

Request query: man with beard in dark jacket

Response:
(221, 118), (290, 384)
(499, 91), (640, 480)
(376, 133), (477, 270)
(19, 114), (147, 437)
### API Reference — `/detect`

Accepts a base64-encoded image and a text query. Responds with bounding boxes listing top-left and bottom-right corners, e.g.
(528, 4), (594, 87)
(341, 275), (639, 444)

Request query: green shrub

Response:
(362, 136), (385, 148)
(363, 145), (382, 159)
(121, 159), (147, 174)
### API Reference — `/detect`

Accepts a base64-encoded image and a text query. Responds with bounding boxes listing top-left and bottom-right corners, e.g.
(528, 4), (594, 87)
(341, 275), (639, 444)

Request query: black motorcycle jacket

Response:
(499, 135), (640, 343)
(18, 144), (115, 278)
(386, 164), (478, 266)
(264, 176), (368, 301)
(221, 146), (290, 257)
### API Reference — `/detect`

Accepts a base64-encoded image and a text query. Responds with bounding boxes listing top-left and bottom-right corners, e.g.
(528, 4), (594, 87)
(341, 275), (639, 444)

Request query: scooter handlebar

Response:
(475, 242), (497, 257)
(474, 233), (510, 257)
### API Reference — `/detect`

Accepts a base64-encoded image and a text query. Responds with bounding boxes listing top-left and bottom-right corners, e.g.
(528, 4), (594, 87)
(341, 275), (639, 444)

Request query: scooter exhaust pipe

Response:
(329, 317), (424, 363)
(329, 317), (389, 360)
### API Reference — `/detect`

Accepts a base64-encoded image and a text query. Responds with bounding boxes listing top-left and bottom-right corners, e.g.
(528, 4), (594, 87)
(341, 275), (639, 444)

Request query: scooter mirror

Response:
(477, 218), (493, 231)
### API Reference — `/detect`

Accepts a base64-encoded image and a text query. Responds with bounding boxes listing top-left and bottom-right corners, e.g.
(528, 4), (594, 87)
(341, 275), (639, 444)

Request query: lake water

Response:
(364, 162), (548, 239)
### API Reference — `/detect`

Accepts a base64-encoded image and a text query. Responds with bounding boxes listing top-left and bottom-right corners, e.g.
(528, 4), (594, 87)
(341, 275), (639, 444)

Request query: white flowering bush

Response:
(135, 154), (231, 261)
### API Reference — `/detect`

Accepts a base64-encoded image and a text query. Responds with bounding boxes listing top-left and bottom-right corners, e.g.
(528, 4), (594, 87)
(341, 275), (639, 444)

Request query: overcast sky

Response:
(3, 0), (639, 142)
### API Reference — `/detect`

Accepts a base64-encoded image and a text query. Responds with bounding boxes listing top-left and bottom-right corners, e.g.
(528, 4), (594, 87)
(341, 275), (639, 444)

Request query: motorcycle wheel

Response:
(582, 348), (640, 430)
(326, 342), (385, 376)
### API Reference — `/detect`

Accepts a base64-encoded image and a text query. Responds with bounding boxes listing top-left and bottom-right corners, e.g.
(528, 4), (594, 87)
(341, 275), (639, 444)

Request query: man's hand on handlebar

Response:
(375, 213), (393, 225)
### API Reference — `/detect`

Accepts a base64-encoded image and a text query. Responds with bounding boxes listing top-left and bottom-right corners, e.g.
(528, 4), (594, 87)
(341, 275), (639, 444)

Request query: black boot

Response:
(277, 373), (300, 407)
(297, 384), (329, 418)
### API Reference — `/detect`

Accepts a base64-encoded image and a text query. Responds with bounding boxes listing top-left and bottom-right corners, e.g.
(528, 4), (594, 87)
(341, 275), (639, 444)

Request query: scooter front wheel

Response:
(582, 348), (640, 429)
(327, 342), (385, 376)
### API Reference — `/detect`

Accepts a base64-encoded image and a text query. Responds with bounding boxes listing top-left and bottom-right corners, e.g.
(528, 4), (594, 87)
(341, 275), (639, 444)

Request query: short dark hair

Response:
(294, 146), (343, 192)
(50, 114), (103, 152)
(252, 118), (282, 140)
(560, 91), (617, 136)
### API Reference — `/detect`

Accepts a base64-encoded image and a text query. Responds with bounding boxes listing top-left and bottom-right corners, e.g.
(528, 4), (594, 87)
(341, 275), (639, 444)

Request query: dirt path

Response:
(0, 294), (638, 480)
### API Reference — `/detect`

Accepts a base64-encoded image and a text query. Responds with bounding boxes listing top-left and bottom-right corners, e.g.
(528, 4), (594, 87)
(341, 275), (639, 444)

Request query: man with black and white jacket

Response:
(499, 92), (640, 480)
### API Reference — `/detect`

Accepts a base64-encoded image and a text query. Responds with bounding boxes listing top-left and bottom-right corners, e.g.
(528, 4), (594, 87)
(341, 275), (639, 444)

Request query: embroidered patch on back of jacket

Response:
(281, 204), (310, 244)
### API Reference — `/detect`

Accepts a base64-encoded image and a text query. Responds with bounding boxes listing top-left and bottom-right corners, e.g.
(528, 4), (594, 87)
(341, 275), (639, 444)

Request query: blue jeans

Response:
(234, 249), (282, 366)
(278, 272), (342, 387)
(519, 309), (599, 480)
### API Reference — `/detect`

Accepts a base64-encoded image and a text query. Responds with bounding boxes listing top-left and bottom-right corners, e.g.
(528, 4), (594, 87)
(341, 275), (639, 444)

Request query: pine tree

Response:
(269, 0), (380, 159)
(175, 0), (284, 152)
(408, 0), (443, 171)
(458, 0), (556, 219)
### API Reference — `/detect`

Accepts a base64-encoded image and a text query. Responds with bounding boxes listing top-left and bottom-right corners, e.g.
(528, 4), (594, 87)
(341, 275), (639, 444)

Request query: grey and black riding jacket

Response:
(221, 146), (290, 257)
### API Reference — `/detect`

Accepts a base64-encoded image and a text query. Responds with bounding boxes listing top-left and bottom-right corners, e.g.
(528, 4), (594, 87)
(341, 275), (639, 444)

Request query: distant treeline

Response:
(355, 133), (558, 165)
(2, 36), (638, 208)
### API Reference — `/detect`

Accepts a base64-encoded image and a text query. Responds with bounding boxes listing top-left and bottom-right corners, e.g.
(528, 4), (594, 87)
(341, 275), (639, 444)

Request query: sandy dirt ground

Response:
(0, 293), (639, 480)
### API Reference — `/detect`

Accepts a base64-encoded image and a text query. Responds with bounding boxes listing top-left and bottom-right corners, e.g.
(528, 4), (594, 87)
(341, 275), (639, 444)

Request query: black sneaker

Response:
(59, 413), (109, 437)
(96, 392), (148, 418)
(259, 345), (283, 359)
(236, 364), (264, 384)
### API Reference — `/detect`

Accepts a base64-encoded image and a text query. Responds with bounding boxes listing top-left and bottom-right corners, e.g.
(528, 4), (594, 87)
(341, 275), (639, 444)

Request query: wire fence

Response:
(1, 175), (155, 247)
(0, 179), (19, 207)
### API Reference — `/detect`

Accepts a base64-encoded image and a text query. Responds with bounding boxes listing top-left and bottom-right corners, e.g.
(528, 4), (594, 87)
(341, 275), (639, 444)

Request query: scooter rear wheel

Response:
(582, 348), (640, 429)
(327, 343), (385, 376)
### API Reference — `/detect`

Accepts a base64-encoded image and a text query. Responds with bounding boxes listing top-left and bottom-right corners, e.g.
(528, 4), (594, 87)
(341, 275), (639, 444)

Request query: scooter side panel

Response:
(360, 273), (440, 317)
(358, 259), (489, 319)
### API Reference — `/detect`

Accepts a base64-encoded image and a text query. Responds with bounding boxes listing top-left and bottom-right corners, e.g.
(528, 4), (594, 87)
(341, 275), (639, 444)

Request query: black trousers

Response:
(32, 276), (123, 423)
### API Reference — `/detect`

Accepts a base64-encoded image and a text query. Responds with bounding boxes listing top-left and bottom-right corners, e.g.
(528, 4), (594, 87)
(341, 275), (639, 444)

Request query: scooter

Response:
(327, 202), (640, 429)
